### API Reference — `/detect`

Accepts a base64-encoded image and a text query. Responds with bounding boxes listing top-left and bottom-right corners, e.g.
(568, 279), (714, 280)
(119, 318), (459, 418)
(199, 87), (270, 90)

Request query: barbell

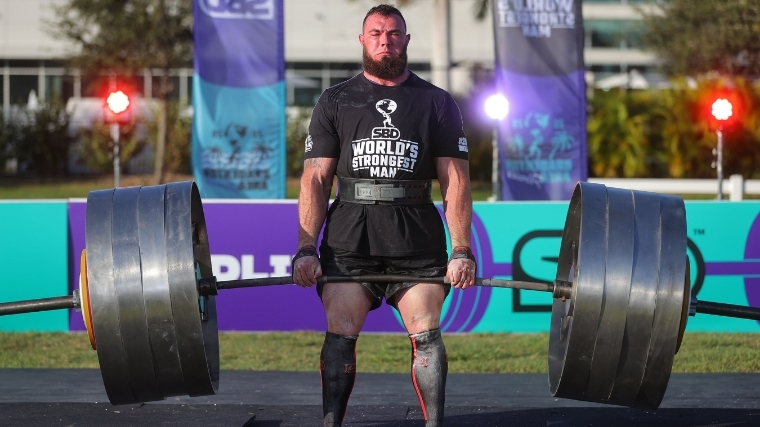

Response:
(1, 181), (758, 409)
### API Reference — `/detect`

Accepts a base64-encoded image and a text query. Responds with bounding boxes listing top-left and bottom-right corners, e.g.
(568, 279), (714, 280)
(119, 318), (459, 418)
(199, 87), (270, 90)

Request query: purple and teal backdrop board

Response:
(192, 0), (286, 198)
(0, 201), (68, 332)
(61, 199), (760, 333)
(491, 0), (588, 200)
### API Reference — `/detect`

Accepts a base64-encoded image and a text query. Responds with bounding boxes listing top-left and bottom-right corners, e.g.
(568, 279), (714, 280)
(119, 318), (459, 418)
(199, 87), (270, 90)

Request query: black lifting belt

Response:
(337, 177), (433, 205)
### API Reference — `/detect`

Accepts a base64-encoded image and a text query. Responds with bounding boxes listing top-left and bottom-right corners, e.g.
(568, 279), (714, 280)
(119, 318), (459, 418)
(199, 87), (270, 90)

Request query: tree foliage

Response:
(48, 0), (192, 76)
(76, 121), (146, 174)
(587, 78), (760, 179)
(47, 0), (193, 183)
(639, 0), (760, 78)
(0, 103), (77, 177)
(145, 102), (193, 174)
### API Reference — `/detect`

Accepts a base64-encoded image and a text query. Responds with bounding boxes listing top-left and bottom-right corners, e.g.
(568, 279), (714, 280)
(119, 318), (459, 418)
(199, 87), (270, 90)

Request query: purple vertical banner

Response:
(491, 0), (588, 200)
(192, 0), (287, 198)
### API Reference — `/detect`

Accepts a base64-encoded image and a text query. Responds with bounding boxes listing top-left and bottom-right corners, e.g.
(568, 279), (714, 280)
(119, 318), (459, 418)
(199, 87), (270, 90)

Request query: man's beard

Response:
(362, 45), (408, 80)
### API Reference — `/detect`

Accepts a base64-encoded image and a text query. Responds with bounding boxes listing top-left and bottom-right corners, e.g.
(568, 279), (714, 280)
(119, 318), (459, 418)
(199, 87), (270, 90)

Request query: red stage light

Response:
(711, 98), (733, 122)
(104, 90), (132, 123)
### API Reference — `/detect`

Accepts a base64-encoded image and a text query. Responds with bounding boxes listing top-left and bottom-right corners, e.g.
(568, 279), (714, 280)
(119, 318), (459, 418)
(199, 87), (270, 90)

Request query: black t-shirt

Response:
(305, 72), (468, 257)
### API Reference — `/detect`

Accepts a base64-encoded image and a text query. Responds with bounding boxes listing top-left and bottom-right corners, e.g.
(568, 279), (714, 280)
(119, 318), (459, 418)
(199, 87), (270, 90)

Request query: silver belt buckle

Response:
(355, 183), (405, 202)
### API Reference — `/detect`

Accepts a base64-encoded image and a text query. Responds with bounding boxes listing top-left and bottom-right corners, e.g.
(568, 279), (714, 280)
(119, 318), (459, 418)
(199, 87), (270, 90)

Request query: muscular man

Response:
(292, 5), (476, 427)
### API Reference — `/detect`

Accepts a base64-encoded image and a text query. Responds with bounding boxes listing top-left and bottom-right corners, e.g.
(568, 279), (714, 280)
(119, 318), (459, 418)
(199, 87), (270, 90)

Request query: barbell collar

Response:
(0, 295), (78, 316)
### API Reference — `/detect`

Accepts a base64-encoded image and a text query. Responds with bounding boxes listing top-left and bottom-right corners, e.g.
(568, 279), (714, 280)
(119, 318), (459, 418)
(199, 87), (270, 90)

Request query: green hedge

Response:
(587, 77), (760, 179)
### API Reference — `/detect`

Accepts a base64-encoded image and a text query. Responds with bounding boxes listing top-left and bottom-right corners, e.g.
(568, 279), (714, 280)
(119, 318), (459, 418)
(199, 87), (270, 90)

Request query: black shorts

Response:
(318, 246), (450, 311)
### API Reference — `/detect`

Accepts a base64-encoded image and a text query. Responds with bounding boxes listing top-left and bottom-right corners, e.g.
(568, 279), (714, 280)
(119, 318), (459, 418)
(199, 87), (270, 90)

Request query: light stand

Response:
(715, 127), (723, 200)
(484, 94), (509, 202)
(710, 98), (732, 200)
(111, 123), (121, 188)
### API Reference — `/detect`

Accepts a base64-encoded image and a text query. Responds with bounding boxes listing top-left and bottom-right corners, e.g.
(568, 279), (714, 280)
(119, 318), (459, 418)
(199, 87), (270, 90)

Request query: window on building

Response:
(587, 20), (622, 48)
(586, 20), (646, 49)
(9, 75), (38, 105)
(622, 21), (645, 49)
(45, 75), (64, 102)
(589, 64), (622, 80)
(187, 75), (193, 102)
(151, 75), (180, 99)
(7, 60), (40, 68)
(293, 80), (322, 106)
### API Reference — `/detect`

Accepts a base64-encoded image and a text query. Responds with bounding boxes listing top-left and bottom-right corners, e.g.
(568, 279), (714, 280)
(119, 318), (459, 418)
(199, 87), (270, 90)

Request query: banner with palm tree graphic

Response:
(491, 0), (588, 200)
(192, 0), (286, 198)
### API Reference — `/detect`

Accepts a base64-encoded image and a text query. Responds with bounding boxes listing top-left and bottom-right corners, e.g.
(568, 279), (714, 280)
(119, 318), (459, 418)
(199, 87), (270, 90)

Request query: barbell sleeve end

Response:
(693, 299), (760, 321)
(0, 295), (79, 317)
(476, 278), (560, 294)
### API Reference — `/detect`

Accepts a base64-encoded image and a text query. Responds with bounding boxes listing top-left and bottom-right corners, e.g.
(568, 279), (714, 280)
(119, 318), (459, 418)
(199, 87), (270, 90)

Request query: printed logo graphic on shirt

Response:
(458, 137), (468, 152)
(304, 135), (313, 153)
(351, 99), (420, 178)
(372, 99), (400, 140)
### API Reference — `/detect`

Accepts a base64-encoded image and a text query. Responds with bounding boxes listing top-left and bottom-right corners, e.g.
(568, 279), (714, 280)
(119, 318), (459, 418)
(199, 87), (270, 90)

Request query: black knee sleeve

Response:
(409, 328), (448, 427)
(321, 332), (358, 427)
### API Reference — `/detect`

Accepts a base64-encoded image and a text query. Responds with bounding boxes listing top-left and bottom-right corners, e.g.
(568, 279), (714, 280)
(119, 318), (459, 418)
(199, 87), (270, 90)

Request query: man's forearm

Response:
(444, 184), (472, 248)
(297, 158), (335, 248)
(298, 192), (327, 248)
(438, 158), (473, 248)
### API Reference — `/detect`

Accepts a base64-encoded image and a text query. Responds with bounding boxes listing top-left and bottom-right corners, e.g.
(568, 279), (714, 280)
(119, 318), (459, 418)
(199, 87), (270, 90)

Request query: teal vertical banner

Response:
(491, 0), (588, 200)
(192, 0), (286, 198)
(0, 202), (69, 331)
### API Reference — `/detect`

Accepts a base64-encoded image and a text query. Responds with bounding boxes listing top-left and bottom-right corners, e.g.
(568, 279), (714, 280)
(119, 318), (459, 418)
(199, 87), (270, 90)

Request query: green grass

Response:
(2, 174), (749, 201)
(0, 178), (113, 199)
(0, 175), (172, 199)
(0, 174), (497, 201)
(1, 332), (757, 373)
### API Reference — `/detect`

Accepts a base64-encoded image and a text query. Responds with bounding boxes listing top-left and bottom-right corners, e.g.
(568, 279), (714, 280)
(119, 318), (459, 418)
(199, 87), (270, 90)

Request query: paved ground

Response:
(1, 369), (759, 426)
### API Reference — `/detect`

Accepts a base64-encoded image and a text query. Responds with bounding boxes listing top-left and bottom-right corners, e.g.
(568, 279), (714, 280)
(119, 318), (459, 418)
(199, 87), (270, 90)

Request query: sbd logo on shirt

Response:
(372, 100), (401, 140)
(351, 99), (420, 178)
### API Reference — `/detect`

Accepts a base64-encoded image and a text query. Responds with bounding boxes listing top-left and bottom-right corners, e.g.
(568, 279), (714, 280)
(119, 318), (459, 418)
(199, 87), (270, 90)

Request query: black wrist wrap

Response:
(291, 245), (318, 273)
(449, 246), (475, 262)
(448, 246), (477, 275)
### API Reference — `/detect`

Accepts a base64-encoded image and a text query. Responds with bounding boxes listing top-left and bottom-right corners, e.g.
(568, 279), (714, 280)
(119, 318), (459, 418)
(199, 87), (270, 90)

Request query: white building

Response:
(0, 0), (661, 109)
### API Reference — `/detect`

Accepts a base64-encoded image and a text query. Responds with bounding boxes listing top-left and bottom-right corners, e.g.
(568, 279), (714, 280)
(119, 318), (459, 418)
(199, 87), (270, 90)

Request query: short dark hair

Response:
(362, 4), (406, 32)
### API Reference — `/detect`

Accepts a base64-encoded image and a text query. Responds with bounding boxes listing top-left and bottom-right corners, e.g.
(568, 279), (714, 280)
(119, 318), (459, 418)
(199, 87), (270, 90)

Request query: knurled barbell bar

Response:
(1, 181), (759, 409)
